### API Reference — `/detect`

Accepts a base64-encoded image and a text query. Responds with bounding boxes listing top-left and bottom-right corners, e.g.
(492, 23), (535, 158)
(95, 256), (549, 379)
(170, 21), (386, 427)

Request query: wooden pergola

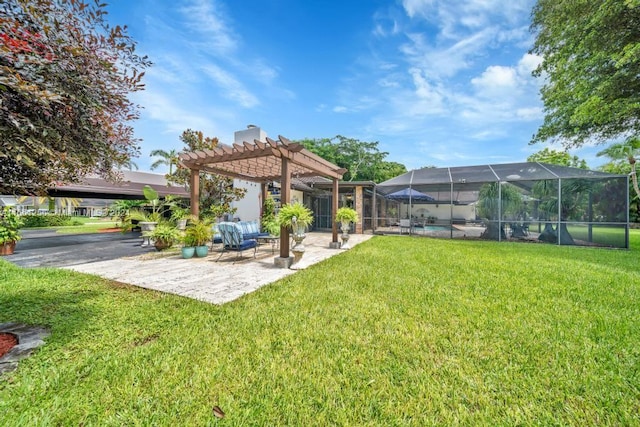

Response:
(178, 135), (346, 264)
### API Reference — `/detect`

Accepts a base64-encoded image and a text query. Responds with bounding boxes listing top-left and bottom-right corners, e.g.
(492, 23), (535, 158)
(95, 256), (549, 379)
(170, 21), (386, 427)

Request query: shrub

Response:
(21, 214), (74, 228)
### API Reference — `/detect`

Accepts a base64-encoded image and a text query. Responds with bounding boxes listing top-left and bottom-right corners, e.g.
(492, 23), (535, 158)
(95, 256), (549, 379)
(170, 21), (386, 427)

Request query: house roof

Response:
(48, 170), (189, 200)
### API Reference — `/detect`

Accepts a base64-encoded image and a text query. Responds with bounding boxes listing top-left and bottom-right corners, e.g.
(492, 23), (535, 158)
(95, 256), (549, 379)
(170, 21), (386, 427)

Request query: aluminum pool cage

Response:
(375, 162), (630, 249)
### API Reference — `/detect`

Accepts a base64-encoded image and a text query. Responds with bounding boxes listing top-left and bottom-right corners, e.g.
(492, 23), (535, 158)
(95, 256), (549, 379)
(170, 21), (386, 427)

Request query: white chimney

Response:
(234, 125), (267, 144)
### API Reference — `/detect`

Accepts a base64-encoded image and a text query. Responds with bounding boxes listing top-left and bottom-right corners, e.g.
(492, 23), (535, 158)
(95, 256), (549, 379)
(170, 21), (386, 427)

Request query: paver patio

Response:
(64, 232), (374, 305)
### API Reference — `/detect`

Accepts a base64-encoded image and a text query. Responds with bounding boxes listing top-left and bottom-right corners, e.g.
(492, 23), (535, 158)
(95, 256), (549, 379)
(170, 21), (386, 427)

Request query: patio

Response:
(64, 232), (374, 305)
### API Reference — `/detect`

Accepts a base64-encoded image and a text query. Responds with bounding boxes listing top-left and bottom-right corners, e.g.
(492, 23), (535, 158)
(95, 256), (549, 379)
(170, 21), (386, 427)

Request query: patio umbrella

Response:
(385, 188), (435, 202)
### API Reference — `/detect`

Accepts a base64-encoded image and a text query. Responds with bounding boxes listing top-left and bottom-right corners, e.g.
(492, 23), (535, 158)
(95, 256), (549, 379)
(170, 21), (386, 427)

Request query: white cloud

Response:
(201, 64), (259, 108)
(471, 65), (518, 98)
(179, 0), (237, 55)
(407, 68), (445, 113)
(135, 90), (217, 134)
(517, 53), (543, 76)
(401, 27), (498, 78)
(516, 107), (543, 120)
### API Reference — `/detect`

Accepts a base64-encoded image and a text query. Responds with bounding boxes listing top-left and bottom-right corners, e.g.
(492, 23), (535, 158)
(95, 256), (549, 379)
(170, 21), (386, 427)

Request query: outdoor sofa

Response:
(212, 220), (271, 245)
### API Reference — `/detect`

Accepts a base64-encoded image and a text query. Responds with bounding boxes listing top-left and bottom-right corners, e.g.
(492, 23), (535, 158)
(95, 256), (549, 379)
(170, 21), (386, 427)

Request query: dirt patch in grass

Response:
(0, 333), (18, 358)
(97, 228), (123, 233)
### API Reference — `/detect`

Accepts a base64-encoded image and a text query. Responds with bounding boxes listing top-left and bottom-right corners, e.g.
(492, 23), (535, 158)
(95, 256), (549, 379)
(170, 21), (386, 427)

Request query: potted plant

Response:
(184, 218), (212, 257)
(0, 207), (23, 256)
(124, 185), (167, 245)
(335, 207), (359, 249)
(170, 205), (190, 230)
(144, 223), (181, 251)
(180, 233), (198, 259)
(277, 202), (313, 262)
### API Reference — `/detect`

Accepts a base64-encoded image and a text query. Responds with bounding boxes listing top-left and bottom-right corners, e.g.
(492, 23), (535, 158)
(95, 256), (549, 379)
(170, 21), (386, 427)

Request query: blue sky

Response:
(107, 0), (605, 173)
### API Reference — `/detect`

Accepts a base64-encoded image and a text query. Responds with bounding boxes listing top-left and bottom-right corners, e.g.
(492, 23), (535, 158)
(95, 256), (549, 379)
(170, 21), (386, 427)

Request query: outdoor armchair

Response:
(216, 222), (258, 261)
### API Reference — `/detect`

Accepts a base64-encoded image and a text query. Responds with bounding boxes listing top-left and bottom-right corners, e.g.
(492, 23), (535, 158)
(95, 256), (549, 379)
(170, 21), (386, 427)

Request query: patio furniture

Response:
(216, 222), (258, 261)
(400, 219), (411, 234)
(238, 220), (272, 240)
(211, 223), (222, 247)
(211, 220), (270, 248)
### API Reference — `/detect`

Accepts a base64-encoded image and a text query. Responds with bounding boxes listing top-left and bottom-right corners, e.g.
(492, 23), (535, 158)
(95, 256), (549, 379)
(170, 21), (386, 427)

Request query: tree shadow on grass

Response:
(0, 286), (104, 346)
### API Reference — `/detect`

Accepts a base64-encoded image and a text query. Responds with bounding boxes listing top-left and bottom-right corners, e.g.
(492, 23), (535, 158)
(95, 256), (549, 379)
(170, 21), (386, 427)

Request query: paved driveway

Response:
(4, 229), (155, 268)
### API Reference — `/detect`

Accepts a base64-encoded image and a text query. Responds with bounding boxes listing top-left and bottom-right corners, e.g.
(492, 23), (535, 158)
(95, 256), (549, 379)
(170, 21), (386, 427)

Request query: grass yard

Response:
(0, 232), (639, 425)
(53, 217), (120, 234)
(565, 224), (628, 247)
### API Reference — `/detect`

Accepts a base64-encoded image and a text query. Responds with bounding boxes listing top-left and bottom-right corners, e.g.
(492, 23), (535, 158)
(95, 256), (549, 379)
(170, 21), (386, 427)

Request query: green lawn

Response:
(52, 220), (119, 234)
(1, 232), (639, 425)
(52, 217), (119, 234)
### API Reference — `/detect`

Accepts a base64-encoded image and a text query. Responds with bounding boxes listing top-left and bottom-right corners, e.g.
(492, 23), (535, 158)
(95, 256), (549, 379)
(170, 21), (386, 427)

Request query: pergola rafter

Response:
(178, 135), (346, 265)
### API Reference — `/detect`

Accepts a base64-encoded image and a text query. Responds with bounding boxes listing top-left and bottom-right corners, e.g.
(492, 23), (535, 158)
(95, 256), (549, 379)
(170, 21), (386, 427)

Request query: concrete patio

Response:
(64, 232), (374, 305)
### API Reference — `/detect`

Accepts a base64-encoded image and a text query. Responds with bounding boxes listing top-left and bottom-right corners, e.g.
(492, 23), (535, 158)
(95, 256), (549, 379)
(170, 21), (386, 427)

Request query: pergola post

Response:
(260, 182), (268, 220)
(329, 178), (340, 248)
(275, 158), (293, 267)
(190, 169), (200, 217)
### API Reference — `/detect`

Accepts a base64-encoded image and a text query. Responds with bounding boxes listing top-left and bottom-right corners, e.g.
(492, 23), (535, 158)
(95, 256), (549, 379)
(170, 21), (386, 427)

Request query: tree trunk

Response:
(480, 222), (506, 240)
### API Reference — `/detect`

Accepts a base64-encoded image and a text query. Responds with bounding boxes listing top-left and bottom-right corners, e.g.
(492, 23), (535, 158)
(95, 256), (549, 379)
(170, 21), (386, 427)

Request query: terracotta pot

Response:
(0, 241), (17, 256)
(154, 239), (173, 251)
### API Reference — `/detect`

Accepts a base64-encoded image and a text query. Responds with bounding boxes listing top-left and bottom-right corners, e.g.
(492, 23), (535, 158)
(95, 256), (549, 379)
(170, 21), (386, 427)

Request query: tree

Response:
(527, 148), (588, 169)
(0, 0), (150, 195)
(597, 136), (640, 199)
(530, 0), (640, 147)
(150, 149), (178, 175)
(298, 136), (407, 182)
(169, 129), (246, 217)
(597, 136), (640, 221)
(477, 182), (523, 240)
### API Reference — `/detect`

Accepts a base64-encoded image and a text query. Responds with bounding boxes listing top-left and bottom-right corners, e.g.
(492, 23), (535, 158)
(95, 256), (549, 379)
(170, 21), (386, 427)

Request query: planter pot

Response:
(291, 231), (306, 264)
(176, 219), (188, 231)
(0, 241), (17, 256)
(195, 245), (209, 257)
(140, 222), (158, 247)
(181, 246), (196, 259)
(154, 239), (173, 251)
(340, 221), (352, 249)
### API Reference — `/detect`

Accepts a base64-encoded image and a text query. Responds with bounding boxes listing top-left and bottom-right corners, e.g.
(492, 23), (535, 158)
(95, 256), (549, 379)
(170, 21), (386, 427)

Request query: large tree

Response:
(298, 136), (407, 182)
(0, 0), (150, 195)
(527, 148), (588, 169)
(530, 0), (640, 147)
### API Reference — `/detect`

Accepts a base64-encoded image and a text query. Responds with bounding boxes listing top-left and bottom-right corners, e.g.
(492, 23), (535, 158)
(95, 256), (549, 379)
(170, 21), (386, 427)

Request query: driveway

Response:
(4, 229), (155, 268)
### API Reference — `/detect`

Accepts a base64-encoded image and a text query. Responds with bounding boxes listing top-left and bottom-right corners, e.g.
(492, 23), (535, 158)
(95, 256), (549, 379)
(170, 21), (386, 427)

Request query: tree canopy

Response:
(530, 0), (640, 147)
(0, 0), (150, 195)
(526, 148), (588, 169)
(298, 136), (406, 182)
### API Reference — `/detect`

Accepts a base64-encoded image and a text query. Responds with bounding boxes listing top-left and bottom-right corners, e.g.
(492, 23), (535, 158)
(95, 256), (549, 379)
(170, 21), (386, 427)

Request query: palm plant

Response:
(477, 182), (522, 240)
(184, 217), (213, 247)
(150, 149), (179, 175)
(532, 178), (594, 244)
(597, 136), (640, 200)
